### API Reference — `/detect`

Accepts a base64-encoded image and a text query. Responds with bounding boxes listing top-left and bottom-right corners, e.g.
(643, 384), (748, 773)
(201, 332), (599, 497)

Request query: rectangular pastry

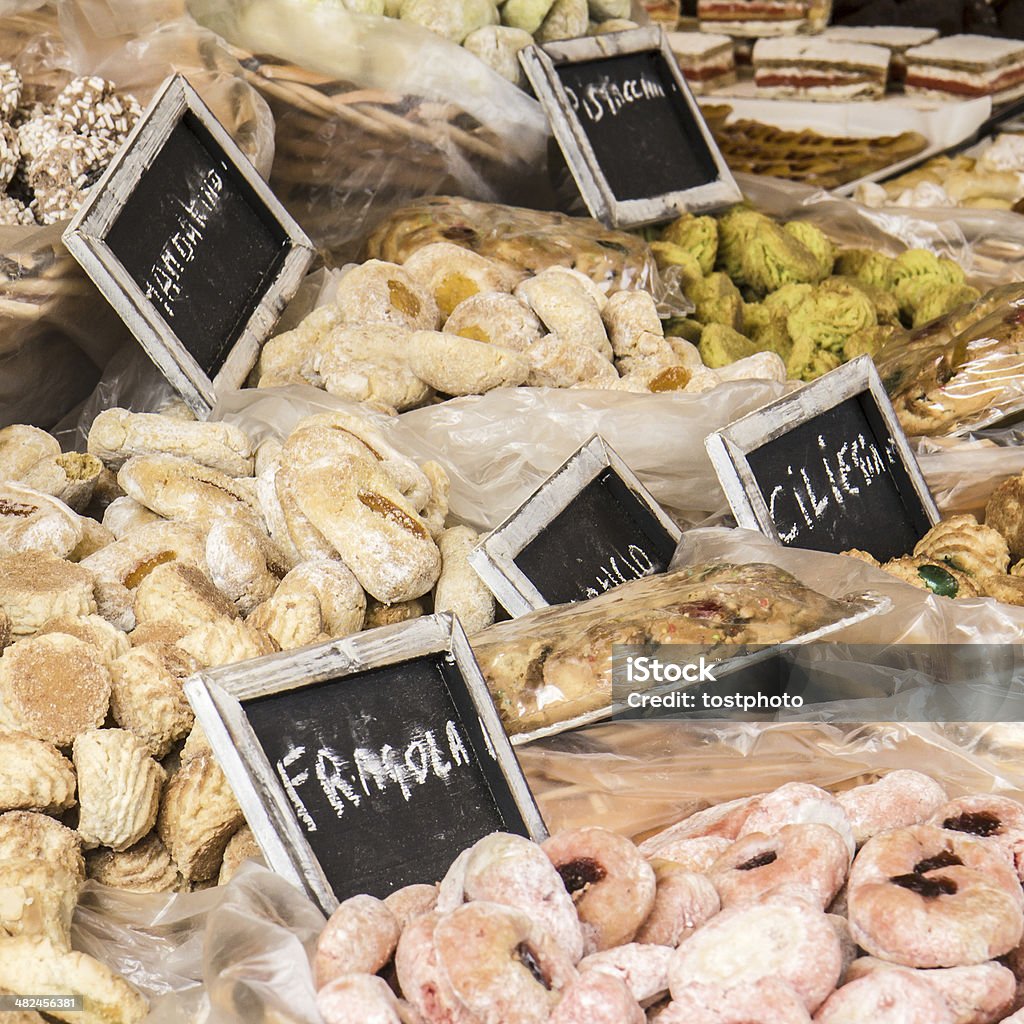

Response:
(904, 35), (1024, 103)
(823, 26), (939, 82)
(640, 0), (682, 24)
(752, 37), (891, 100)
(667, 31), (738, 93)
(698, 0), (811, 38)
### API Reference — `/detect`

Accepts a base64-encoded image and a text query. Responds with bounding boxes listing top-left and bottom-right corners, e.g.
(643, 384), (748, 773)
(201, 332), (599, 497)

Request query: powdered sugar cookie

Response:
(813, 971), (954, 1024)
(420, 460), (450, 538)
(443, 291), (544, 351)
(384, 883), (438, 930)
(550, 971), (644, 1024)
(69, 517), (114, 562)
(634, 861), (721, 947)
(580, 943), (673, 1005)
(434, 526), (495, 634)
(515, 269), (613, 360)
(739, 783), (856, 860)
(408, 330), (529, 396)
(403, 242), (524, 318)
(176, 618), (278, 669)
(133, 561), (237, 632)
(364, 597), (426, 628)
(317, 974), (403, 1024)
(258, 305), (343, 387)
(640, 836), (733, 874)
(0, 552), (96, 636)
(101, 496), (163, 539)
(0, 483), (82, 558)
(0, 731), (76, 813)
(336, 259), (440, 330)
(931, 794), (1024, 879)
(20, 453), (104, 513)
(205, 519), (288, 615)
(35, 614), (130, 670)
(602, 291), (663, 359)
(837, 770), (948, 845)
(527, 334), (618, 388)
(0, 424), (61, 481)
(654, 977), (812, 1023)
(314, 895), (401, 988)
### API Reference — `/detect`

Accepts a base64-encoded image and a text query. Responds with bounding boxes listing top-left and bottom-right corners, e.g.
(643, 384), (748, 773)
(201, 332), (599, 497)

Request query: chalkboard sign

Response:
(706, 356), (939, 562)
(64, 74), (314, 419)
(469, 435), (681, 616)
(520, 27), (740, 228)
(185, 615), (545, 914)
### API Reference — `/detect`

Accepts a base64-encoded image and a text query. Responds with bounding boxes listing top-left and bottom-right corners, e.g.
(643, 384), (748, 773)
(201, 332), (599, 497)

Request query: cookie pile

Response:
(257, 249), (787, 407)
(305, 772), (1024, 1023)
(0, 69), (141, 227)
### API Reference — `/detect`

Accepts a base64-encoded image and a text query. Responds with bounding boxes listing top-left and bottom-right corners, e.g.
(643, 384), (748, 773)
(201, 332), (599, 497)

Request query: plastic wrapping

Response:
(189, 0), (551, 263)
(470, 559), (882, 739)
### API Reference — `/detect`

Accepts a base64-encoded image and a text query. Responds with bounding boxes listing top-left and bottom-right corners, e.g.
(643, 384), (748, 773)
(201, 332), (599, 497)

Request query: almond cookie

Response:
(336, 259), (440, 330)
(527, 333), (618, 388)
(602, 290), (663, 359)
(0, 935), (148, 1024)
(180, 723), (211, 764)
(117, 454), (264, 531)
(35, 615), (130, 669)
(291, 456), (441, 603)
(247, 583), (324, 651)
(109, 642), (198, 758)
(403, 242), (524, 319)
(0, 483), (83, 558)
(0, 634), (110, 747)
(176, 618), (278, 668)
(913, 514), (1010, 578)
(986, 474), (1024, 561)
(408, 330), (529, 396)
(205, 519), (289, 616)
(314, 323), (434, 411)
(364, 597), (427, 629)
(258, 304), (342, 387)
(0, 552), (96, 636)
(434, 526), (494, 634)
(20, 453), (104, 513)
(101, 496), (163, 539)
(69, 518), (115, 562)
(86, 833), (182, 894)
(133, 561), (237, 633)
(0, 424), (60, 481)
(157, 751), (244, 882)
(515, 269), (613, 360)
(0, 731), (76, 813)
(274, 461), (341, 563)
(218, 826), (263, 885)
(73, 729), (165, 851)
(881, 555), (981, 599)
(443, 291), (544, 351)
(420, 461), (450, 539)
(88, 408), (255, 477)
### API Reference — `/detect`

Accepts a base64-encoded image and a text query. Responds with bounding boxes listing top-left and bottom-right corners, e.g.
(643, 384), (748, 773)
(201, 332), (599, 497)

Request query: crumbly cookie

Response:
(0, 811), (84, 884)
(88, 408), (255, 477)
(109, 642), (198, 758)
(0, 861), (79, 950)
(881, 555), (981, 599)
(602, 290), (663, 359)
(986, 474), (1024, 561)
(0, 482), (83, 558)
(275, 462), (340, 562)
(420, 461), (450, 539)
(336, 259), (441, 330)
(0, 551), (96, 636)
(180, 723), (211, 765)
(977, 574), (1024, 607)
(69, 517), (115, 562)
(218, 826), (263, 885)
(127, 620), (189, 648)
(443, 291), (544, 352)
(407, 330), (529, 396)
(0, 731), (76, 813)
(157, 752), (244, 882)
(0, 634), (111, 747)
(364, 597), (427, 629)
(913, 514), (1010, 577)
(19, 453), (104, 513)
(86, 833), (182, 894)
(434, 527), (495, 634)
(133, 561), (237, 633)
(255, 444), (302, 568)
(257, 305), (343, 387)
(0, 425), (59, 481)
(402, 242), (524, 318)
(205, 519), (289, 616)
(35, 615), (129, 670)
(526, 333), (618, 388)
(73, 729), (165, 851)
(515, 269), (613, 360)
(176, 618), (278, 669)
(248, 586), (323, 651)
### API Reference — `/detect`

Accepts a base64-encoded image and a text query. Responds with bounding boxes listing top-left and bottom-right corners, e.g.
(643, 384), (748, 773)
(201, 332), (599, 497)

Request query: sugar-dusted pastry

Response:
(913, 514), (1010, 578)
(881, 555), (981, 599)
(420, 461), (450, 539)
(289, 455), (442, 604)
(502, 0), (556, 33)
(127, 620), (189, 648)
(407, 330), (530, 396)
(336, 259), (440, 330)
(434, 527), (495, 634)
(275, 463), (340, 562)
(0, 731), (76, 813)
(69, 518), (115, 562)
(0, 482), (83, 558)
(463, 24), (533, 83)
(133, 561), (237, 633)
(526, 333), (618, 388)
(0, 634), (111, 747)
(248, 586), (324, 651)
(88, 408), (255, 477)
(443, 291), (544, 351)
(176, 618), (278, 669)
(403, 242), (524, 319)
(35, 615), (129, 670)
(536, 0), (589, 42)
(73, 729), (165, 852)
(117, 454), (264, 531)
(515, 269), (613, 359)
(157, 751), (244, 882)
(109, 642), (198, 758)
(205, 519), (289, 616)
(0, 552), (96, 636)
(255, 443), (303, 568)
(0, 812), (84, 884)
(258, 305), (342, 387)
(101, 496), (163, 539)
(364, 597), (426, 629)
(218, 826), (263, 885)
(0, 424), (59, 481)
(86, 833), (182, 894)
(602, 290), (663, 360)
(20, 453), (104, 513)
(0, 859), (80, 950)
(986, 474), (1024, 561)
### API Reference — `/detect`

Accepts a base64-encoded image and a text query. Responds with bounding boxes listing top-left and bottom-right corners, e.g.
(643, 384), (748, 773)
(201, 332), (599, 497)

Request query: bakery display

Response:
(821, 25), (938, 84)
(697, 0), (823, 37)
(905, 35), (1024, 103)
(752, 36), (891, 100)
(666, 30), (738, 94)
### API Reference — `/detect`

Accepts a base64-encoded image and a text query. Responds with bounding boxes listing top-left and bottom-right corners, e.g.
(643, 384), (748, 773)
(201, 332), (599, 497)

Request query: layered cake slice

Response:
(667, 31), (737, 93)
(905, 35), (1024, 103)
(823, 26), (938, 83)
(752, 37), (891, 100)
(698, 0), (811, 38)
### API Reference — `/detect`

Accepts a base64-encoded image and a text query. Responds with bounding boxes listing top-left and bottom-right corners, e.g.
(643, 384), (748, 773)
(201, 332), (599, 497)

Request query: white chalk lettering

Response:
(447, 720), (470, 767)
(585, 544), (657, 600)
(315, 746), (361, 819)
(277, 746), (317, 833)
(574, 72), (666, 124)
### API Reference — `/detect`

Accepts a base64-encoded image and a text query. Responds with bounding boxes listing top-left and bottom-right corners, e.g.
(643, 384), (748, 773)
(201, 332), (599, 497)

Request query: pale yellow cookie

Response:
(420, 460), (450, 539)
(986, 475), (1024, 561)
(133, 561), (237, 633)
(0, 483), (83, 558)
(205, 519), (289, 616)
(434, 526), (495, 634)
(86, 833), (182, 894)
(218, 826), (263, 885)
(109, 642), (198, 758)
(978, 573), (1024, 607)
(0, 811), (84, 884)
(913, 514), (1010, 577)
(274, 463), (339, 562)
(257, 304), (342, 387)
(0, 424), (59, 481)
(442, 291), (544, 352)
(881, 555), (981, 599)
(0, 861), (79, 950)
(20, 453), (104, 513)
(101, 496), (163, 539)
(180, 723), (210, 764)
(364, 597), (426, 629)
(602, 289), (663, 359)
(0, 552), (96, 636)
(336, 259), (440, 330)
(255, 444), (302, 568)
(841, 549), (881, 567)
(408, 330), (529, 396)
(176, 618), (278, 668)
(247, 586), (323, 651)
(515, 269), (613, 360)
(402, 242), (524, 318)
(157, 752), (244, 882)
(0, 730), (76, 813)
(127, 620), (189, 648)
(526, 333), (618, 388)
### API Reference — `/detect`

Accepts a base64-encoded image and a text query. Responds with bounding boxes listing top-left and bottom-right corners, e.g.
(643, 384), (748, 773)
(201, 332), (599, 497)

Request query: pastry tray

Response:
(507, 590), (893, 746)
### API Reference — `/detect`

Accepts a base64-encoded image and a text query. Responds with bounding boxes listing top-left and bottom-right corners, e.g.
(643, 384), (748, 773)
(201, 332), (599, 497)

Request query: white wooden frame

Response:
(184, 614), (546, 915)
(469, 434), (682, 617)
(705, 355), (940, 542)
(63, 74), (315, 419)
(519, 26), (741, 228)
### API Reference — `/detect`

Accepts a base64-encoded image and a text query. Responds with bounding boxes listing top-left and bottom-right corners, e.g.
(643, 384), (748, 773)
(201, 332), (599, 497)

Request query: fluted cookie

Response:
(526, 333), (618, 388)
(0, 553), (96, 636)
(408, 330), (529, 396)
(403, 242), (524, 318)
(218, 826), (263, 885)
(206, 519), (289, 615)
(443, 291), (544, 351)
(73, 729), (165, 851)
(35, 615), (130, 669)
(177, 618), (278, 668)
(986, 474), (1024, 561)
(0, 634), (111, 747)
(881, 555), (981, 599)
(336, 259), (440, 330)
(86, 833), (182, 894)
(133, 561), (237, 633)
(258, 304), (342, 387)
(109, 642), (198, 758)
(0, 731), (76, 813)
(0, 483), (83, 558)
(0, 425), (59, 481)
(88, 408), (255, 477)
(515, 268), (613, 360)
(0, 812), (84, 884)
(157, 751), (244, 882)
(291, 456), (441, 603)
(101, 496), (163, 539)
(434, 526), (495, 634)
(913, 514), (1010, 577)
